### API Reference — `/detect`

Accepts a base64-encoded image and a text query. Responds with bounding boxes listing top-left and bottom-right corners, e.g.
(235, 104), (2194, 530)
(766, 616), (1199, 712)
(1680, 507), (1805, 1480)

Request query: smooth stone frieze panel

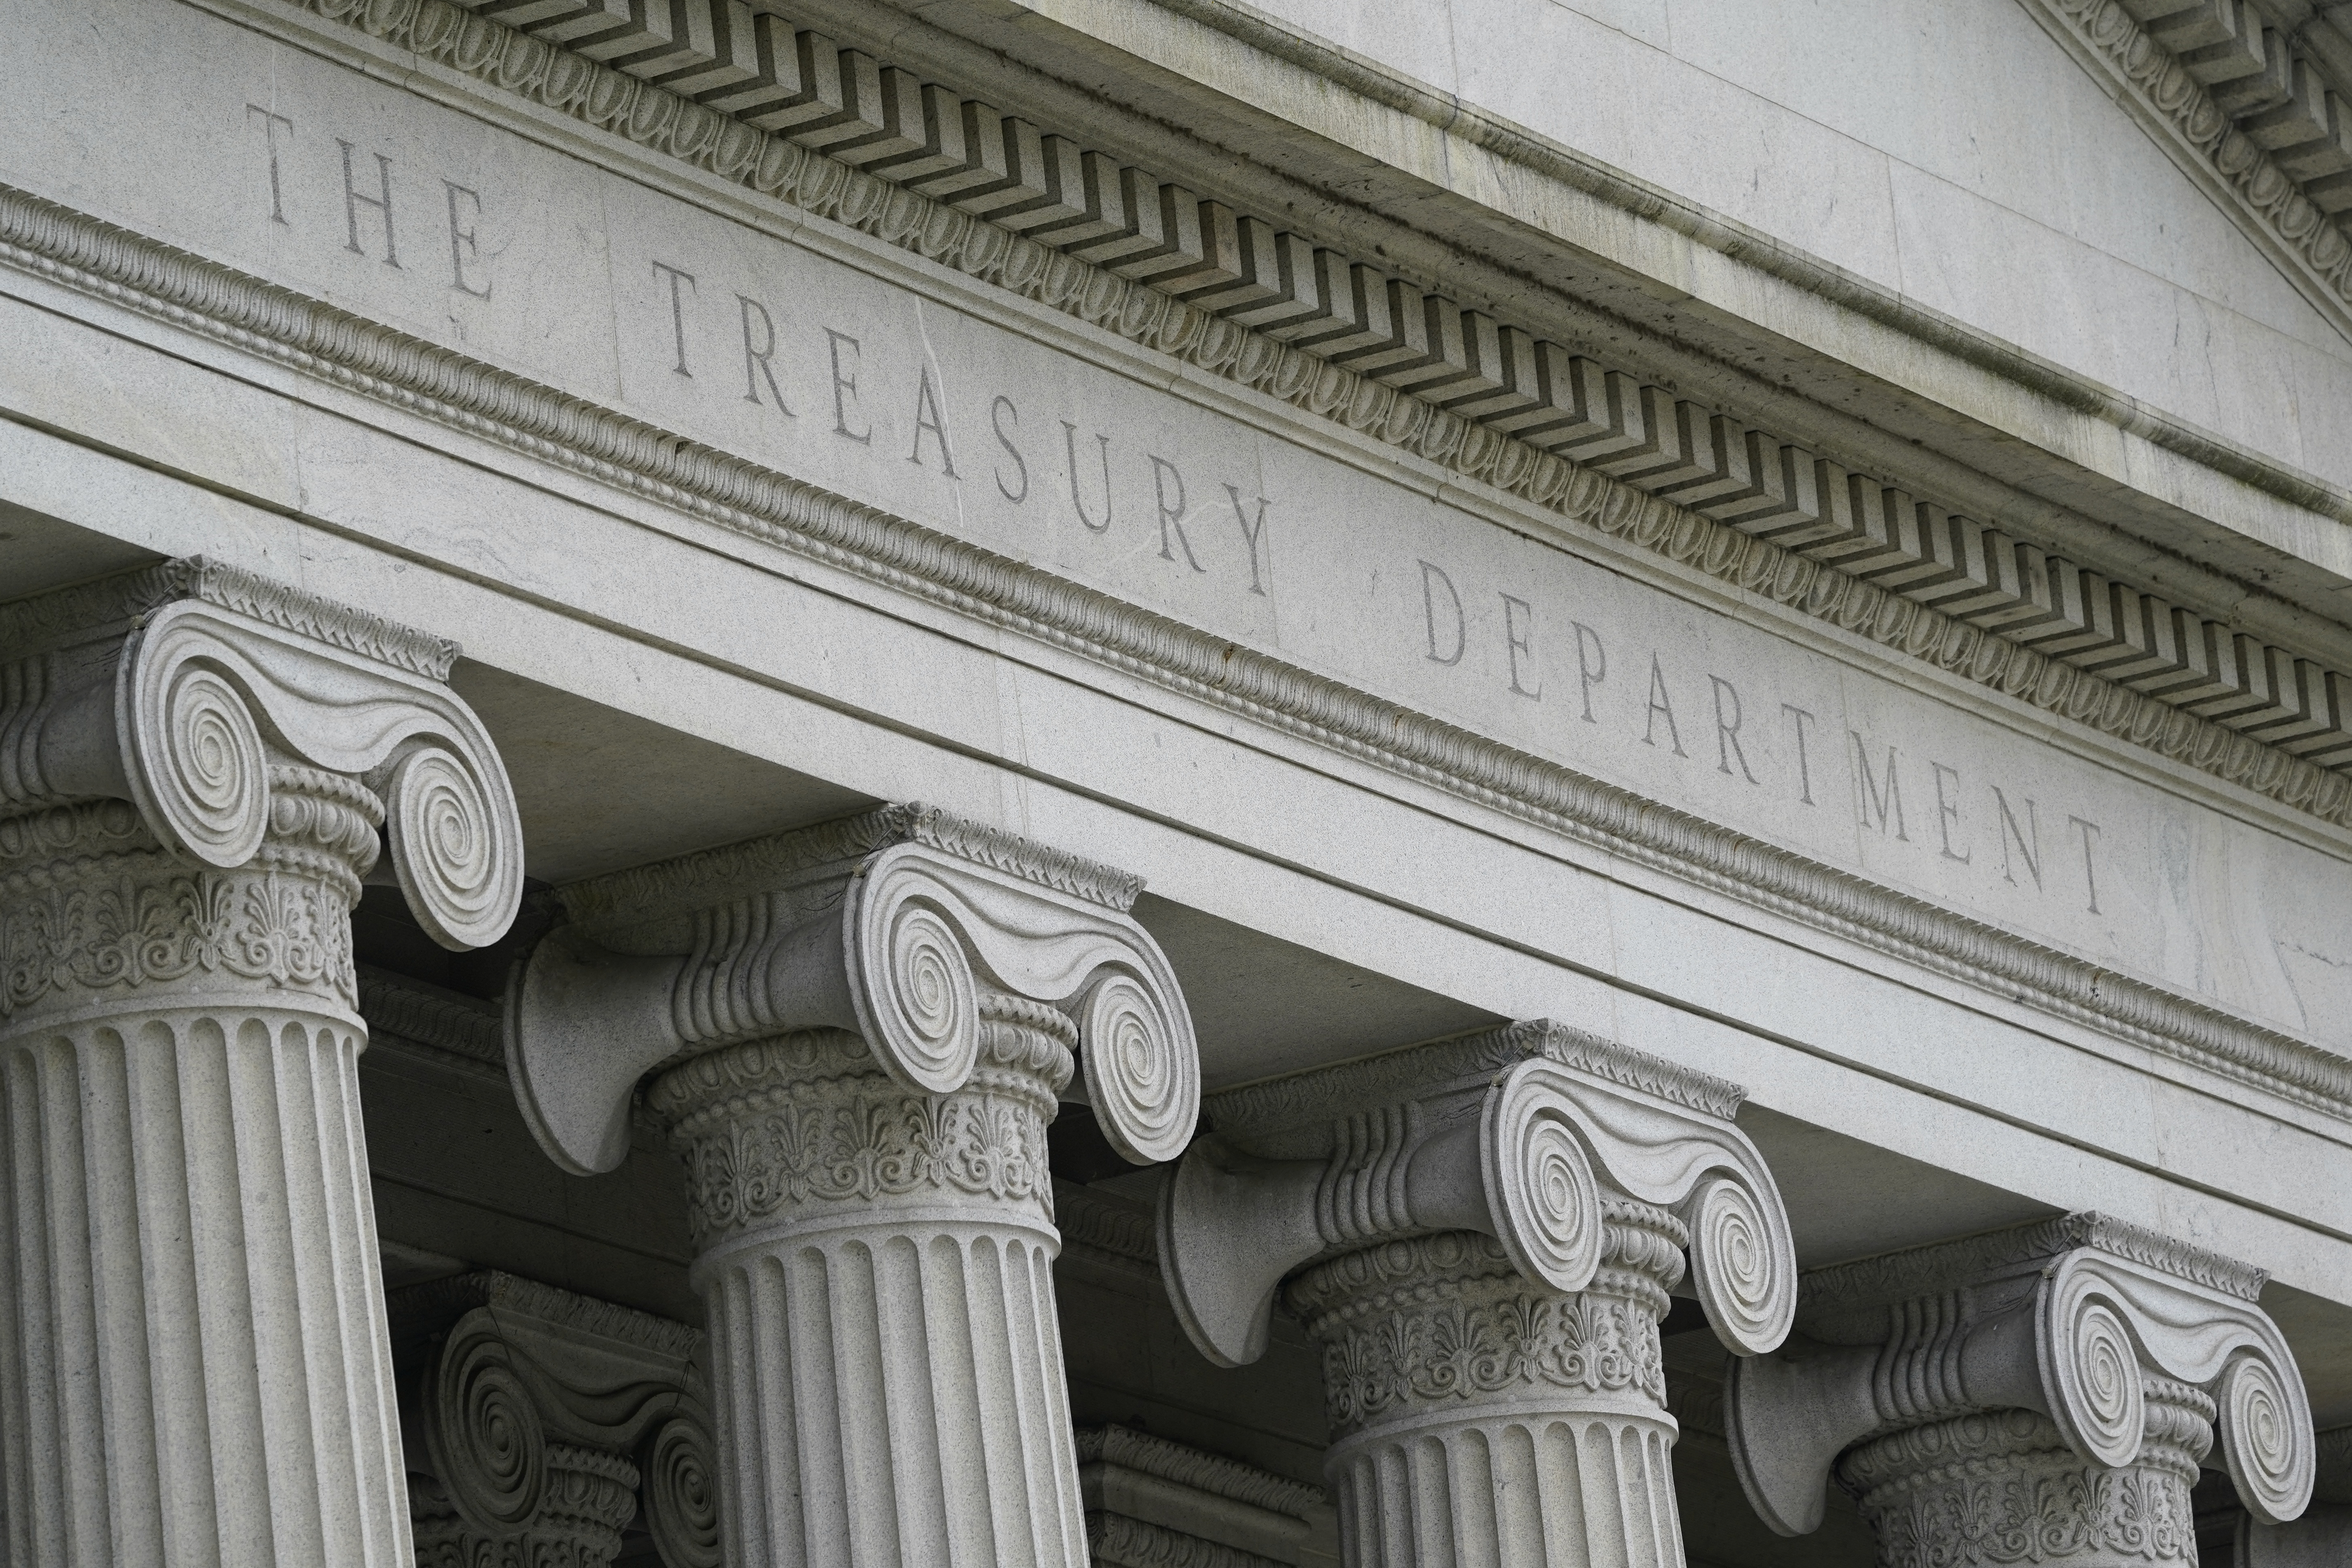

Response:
(390, 1270), (720, 1568)
(1723, 1212), (2316, 1563)
(0, 560), (523, 1568)
(504, 809), (1201, 1568)
(6, 0), (2352, 1111)
(1159, 1019), (1794, 1568)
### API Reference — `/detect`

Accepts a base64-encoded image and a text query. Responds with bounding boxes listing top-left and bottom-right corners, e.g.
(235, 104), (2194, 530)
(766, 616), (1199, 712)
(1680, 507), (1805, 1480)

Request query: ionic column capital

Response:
(1159, 1018), (1797, 1370)
(0, 555), (523, 971)
(506, 802), (1199, 1176)
(1725, 1211), (2316, 1549)
(0, 560), (523, 1568)
(391, 1270), (722, 1568)
(505, 810), (1202, 1568)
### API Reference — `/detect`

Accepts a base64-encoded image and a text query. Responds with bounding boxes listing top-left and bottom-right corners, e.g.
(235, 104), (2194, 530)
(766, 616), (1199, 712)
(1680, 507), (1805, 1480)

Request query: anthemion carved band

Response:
(1159, 1022), (1797, 1567)
(0, 559), (524, 1566)
(504, 806), (1201, 1567)
(2, 0), (2347, 1565)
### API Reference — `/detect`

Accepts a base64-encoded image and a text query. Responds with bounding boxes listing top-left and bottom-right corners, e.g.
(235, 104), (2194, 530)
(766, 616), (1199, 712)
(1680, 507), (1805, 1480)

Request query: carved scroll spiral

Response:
(131, 660), (269, 867)
(639, 1414), (723, 1568)
(421, 1320), (548, 1535)
(2218, 1351), (2313, 1525)
(1080, 967), (1198, 1165)
(853, 880), (979, 1094)
(1480, 1066), (1605, 1294)
(1686, 1174), (1792, 1356)
(384, 744), (522, 951)
(2041, 1296), (2146, 1469)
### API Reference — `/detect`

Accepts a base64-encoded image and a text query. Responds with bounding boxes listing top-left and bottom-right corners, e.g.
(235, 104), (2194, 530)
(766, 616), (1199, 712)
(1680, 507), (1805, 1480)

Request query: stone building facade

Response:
(1, 0), (2349, 1564)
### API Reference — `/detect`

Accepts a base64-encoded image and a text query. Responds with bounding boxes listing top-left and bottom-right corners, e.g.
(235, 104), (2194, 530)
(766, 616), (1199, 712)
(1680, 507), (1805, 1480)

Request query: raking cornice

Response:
(2020, 0), (2352, 345)
(233, 0), (2352, 817)
(6, 8), (2350, 1119)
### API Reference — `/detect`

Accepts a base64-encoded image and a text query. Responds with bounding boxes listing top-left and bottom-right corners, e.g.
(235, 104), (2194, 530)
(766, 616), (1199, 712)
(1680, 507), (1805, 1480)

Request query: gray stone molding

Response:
(2021, 0), (2352, 343)
(390, 1270), (720, 1568)
(1162, 1021), (1789, 1369)
(1159, 1022), (1791, 1568)
(1076, 1425), (1325, 1568)
(503, 813), (1203, 1568)
(254, 0), (2352, 800)
(1056, 1178), (1162, 1276)
(0, 562), (524, 1568)
(5, 38), (2348, 1129)
(508, 806), (1199, 1174)
(2240, 1424), (2352, 1565)
(359, 962), (506, 1076)
(1723, 1212), (2317, 1553)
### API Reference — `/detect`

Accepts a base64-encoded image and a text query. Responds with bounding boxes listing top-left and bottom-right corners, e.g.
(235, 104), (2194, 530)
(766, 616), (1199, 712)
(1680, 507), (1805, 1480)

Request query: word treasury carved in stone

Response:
(0, 0), (2346, 1073)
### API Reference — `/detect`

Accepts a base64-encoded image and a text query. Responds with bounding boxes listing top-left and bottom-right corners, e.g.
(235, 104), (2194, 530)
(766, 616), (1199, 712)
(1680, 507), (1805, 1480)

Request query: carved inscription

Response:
(1412, 558), (2108, 914)
(151, 50), (2350, 1040)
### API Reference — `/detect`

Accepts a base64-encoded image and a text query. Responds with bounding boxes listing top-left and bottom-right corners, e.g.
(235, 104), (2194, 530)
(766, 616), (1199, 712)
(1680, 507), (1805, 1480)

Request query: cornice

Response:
(252, 0), (2352, 818)
(0, 554), (458, 677)
(1798, 1209), (2269, 1314)
(2020, 0), (2352, 344)
(11, 10), (2352, 1118)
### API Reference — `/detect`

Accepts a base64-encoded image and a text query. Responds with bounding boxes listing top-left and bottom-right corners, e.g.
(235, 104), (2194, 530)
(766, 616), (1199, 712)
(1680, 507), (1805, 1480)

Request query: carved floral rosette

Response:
(643, 992), (1071, 1250)
(1836, 1382), (2215, 1568)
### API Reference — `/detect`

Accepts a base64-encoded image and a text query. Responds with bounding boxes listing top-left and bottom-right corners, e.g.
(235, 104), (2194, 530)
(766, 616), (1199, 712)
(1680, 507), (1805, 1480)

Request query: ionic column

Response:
(0, 559), (524, 1567)
(390, 1270), (722, 1568)
(1157, 1020), (1798, 1568)
(502, 807), (1202, 1568)
(1724, 1213), (2317, 1567)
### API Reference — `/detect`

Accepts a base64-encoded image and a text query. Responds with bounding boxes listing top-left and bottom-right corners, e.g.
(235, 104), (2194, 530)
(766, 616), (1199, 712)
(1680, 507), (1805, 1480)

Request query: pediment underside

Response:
(2020, 0), (2352, 343)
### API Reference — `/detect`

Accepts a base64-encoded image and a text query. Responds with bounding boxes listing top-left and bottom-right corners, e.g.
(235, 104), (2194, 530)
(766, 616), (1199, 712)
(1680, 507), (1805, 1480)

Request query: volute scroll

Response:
(506, 807), (1200, 1176)
(1723, 1212), (2315, 1544)
(1158, 1021), (1795, 1371)
(3, 578), (525, 953)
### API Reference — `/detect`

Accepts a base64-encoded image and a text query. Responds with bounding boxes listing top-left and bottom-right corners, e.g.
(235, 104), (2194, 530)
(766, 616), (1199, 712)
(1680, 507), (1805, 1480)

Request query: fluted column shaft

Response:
(1157, 1021), (1799, 1568)
(504, 807), (1201, 1568)
(0, 793), (403, 1567)
(0, 560), (524, 1568)
(647, 1000), (1087, 1568)
(1290, 1208), (1689, 1568)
